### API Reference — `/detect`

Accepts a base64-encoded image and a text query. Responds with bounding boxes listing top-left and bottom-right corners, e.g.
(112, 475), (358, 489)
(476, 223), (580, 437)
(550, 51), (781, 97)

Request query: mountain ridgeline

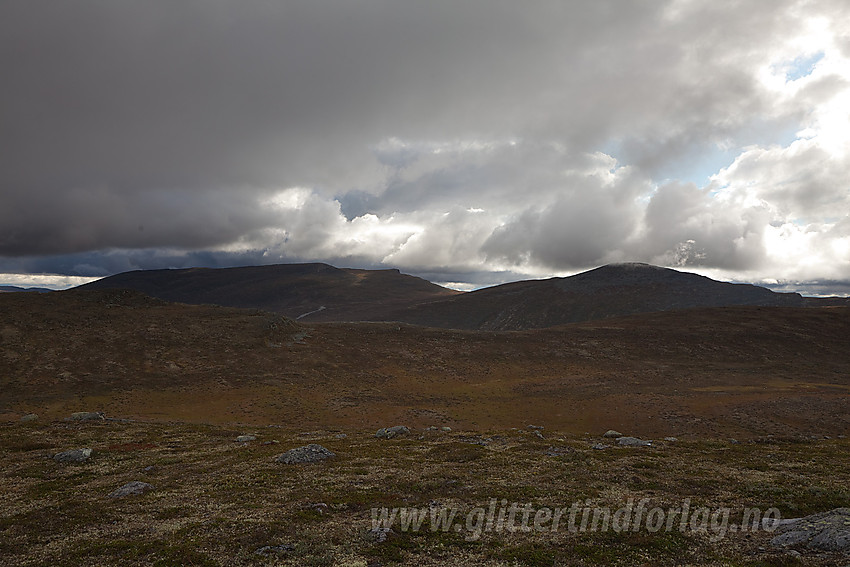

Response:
(77, 263), (459, 322)
(78, 262), (844, 330)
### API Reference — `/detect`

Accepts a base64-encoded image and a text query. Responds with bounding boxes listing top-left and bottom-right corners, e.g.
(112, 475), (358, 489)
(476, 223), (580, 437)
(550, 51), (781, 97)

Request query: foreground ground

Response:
(1, 419), (849, 566)
(2, 291), (849, 564)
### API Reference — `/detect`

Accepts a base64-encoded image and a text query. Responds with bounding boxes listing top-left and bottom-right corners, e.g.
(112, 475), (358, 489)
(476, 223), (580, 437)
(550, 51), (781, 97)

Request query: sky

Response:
(1, 1), (849, 293)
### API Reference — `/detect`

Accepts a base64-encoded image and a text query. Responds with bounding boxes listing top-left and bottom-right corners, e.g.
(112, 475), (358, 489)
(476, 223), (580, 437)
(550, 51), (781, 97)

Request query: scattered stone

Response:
(729, 438), (740, 444)
(368, 527), (394, 543)
(70, 411), (105, 421)
(375, 426), (410, 439)
(20, 413), (38, 422)
(617, 436), (652, 447)
(275, 444), (335, 464)
(298, 430), (324, 437)
(334, 433), (347, 439)
(53, 448), (92, 463)
(770, 508), (850, 551)
(440, 426), (452, 432)
(302, 502), (329, 514)
(603, 430), (624, 439)
(142, 466), (155, 472)
(255, 544), (295, 556)
(545, 446), (575, 456)
(459, 435), (492, 446)
(664, 437), (678, 442)
(235, 435), (257, 443)
(533, 430), (545, 439)
(425, 426), (438, 431)
(262, 440), (280, 445)
(527, 425), (544, 430)
(108, 481), (154, 498)
(592, 443), (609, 450)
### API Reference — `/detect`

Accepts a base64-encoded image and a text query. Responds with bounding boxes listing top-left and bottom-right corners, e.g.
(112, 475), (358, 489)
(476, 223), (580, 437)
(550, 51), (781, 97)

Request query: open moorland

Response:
(2, 419), (850, 566)
(1, 289), (848, 436)
(1, 286), (849, 565)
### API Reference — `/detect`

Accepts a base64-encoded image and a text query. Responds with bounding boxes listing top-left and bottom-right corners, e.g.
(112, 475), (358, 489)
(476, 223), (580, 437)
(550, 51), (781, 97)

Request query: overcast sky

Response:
(2, 1), (849, 293)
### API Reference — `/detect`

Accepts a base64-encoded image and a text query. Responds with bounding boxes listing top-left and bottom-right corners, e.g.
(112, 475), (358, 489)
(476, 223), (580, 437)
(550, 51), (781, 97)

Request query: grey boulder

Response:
(770, 508), (850, 551)
(108, 481), (154, 498)
(54, 448), (92, 463)
(617, 436), (652, 447)
(376, 426), (410, 439)
(275, 444), (335, 464)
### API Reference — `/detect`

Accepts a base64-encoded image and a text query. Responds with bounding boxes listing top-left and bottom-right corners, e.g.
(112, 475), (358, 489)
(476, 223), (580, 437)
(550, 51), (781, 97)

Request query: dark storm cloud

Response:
(0, 0), (658, 257)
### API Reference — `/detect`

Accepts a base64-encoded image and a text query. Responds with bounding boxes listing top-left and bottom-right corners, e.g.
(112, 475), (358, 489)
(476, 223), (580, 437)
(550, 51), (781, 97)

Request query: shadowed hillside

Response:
(387, 263), (821, 330)
(78, 262), (459, 321)
(76, 262), (846, 330)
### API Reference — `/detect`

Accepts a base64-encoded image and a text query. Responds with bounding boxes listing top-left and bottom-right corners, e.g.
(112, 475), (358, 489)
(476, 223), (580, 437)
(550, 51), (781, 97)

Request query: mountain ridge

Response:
(78, 262), (459, 322)
(77, 261), (847, 330)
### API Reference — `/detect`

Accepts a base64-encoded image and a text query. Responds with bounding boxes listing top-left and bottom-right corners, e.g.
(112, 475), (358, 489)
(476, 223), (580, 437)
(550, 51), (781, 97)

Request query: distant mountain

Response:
(382, 262), (838, 330)
(77, 263), (459, 321)
(0, 285), (52, 293)
(77, 261), (846, 330)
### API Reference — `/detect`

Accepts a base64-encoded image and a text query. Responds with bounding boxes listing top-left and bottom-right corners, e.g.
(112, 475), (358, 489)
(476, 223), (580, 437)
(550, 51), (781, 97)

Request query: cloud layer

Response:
(2, 0), (849, 291)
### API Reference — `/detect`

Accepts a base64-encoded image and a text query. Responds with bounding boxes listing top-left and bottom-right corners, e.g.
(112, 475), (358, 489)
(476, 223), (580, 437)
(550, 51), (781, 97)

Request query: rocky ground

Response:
(2, 417), (849, 566)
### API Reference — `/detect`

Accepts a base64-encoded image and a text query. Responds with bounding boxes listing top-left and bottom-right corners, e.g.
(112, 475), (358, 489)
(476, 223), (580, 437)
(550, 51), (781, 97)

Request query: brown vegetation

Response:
(1, 290), (848, 439)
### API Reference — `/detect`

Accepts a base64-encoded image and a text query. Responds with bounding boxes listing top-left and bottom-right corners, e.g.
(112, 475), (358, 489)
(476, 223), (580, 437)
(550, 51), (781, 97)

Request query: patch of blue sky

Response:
(775, 51), (824, 82)
(602, 121), (801, 189)
(659, 144), (740, 187)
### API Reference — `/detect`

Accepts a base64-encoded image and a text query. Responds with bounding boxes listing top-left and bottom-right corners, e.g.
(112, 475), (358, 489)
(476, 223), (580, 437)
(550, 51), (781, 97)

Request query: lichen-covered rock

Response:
(275, 444), (335, 464)
(603, 430), (623, 438)
(53, 448), (92, 463)
(235, 435), (257, 443)
(20, 413), (38, 422)
(770, 508), (850, 551)
(617, 436), (651, 447)
(376, 426), (410, 439)
(108, 481), (154, 498)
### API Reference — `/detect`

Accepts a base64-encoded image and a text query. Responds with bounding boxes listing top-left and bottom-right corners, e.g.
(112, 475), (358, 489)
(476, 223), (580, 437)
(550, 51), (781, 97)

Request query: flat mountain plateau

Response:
(1, 288), (848, 436)
(2, 287), (849, 565)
